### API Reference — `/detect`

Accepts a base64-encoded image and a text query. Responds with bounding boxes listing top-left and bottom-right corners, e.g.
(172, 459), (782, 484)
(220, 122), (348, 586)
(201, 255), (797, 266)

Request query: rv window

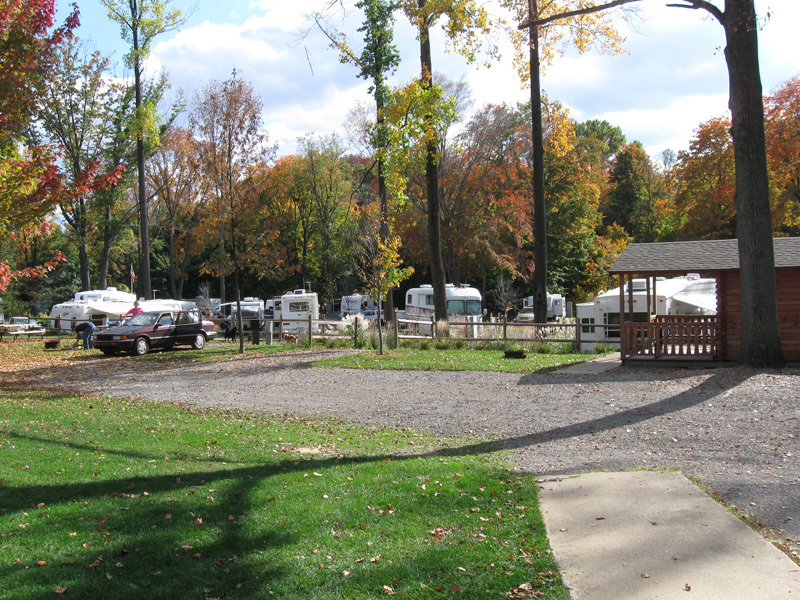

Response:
(447, 300), (465, 315)
(425, 294), (434, 306)
(288, 301), (309, 313)
(407, 294), (412, 305)
(605, 312), (648, 338)
(465, 300), (482, 315)
(581, 317), (595, 334)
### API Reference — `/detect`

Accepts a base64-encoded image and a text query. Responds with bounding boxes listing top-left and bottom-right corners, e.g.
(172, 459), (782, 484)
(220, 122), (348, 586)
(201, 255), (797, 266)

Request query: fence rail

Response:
(622, 315), (719, 359)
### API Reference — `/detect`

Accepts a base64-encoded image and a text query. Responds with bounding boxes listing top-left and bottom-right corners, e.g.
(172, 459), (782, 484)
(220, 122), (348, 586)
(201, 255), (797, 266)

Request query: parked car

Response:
(514, 308), (535, 322)
(92, 310), (216, 356)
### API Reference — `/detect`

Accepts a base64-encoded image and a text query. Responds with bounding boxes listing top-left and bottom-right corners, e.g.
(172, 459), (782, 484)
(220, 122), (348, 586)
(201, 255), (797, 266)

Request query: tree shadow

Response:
(433, 366), (754, 456)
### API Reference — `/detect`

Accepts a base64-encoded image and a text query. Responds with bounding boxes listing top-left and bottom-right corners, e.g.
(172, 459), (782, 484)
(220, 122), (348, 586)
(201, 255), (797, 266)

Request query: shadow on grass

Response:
(0, 365), (763, 599)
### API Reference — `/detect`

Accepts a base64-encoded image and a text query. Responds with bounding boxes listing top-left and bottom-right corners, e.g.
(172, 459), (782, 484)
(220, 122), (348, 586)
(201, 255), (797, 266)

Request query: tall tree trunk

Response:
(418, 1), (448, 326)
(378, 131), (395, 323)
(218, 197), (226, 302)
(529, 0), (548, 324)
(132, 17), (151, 299)
(78, 237), (90, 291)
(168, 226), (177, 299)
(723, 0), (784, 366)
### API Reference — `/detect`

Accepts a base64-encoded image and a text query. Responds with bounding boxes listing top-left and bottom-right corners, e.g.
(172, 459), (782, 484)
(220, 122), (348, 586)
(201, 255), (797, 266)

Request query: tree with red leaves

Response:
(0, 0), (79, 291)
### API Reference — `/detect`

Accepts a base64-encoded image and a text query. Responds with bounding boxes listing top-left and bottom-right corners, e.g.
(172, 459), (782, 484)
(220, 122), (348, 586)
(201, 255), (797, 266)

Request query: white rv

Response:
(521, 293), (566, 321)
(576, 274), (717, 352)
(214, 297), (265, 330)
(404, 284), (483, 335)
(273, 289), (320, 334)
(340, 293), (376, 316)
(51, 289), (185, 332)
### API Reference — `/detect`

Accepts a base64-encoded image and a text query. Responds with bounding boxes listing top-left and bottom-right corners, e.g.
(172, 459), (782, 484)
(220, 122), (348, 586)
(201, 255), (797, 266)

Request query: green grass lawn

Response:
(0, 388), (568, 600)
(313, 348), (590, 373)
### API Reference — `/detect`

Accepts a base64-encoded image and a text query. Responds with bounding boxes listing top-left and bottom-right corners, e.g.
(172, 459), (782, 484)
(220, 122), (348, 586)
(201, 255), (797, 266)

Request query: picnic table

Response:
(0, 325), (47, 341)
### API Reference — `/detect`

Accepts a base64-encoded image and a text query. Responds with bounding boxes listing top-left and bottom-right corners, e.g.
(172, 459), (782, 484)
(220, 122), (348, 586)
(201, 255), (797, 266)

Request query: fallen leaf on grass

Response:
(506, 582), (544, 598)
(54, 586), (67, 595)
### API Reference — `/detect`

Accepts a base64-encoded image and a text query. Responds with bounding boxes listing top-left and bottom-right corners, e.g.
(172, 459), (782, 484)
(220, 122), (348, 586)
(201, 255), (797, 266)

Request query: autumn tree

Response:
(0, 0), (78, 290)
(507, 0), (627, 322)
(36, 37), (123, 291)
(353, 206), (414, 354)
(765, 77), (800, 236)
(148, 127), (210, 299)
(191, 73), (276, 352)
(672, 117), (736, 240)
(101, 0), (187, 299)
(297, 134), (357, 306)
(541, 103), (607, 295)
(669, 0), (783, 366)
(523, 0), (784, 364)
(398, 0), (495, 326)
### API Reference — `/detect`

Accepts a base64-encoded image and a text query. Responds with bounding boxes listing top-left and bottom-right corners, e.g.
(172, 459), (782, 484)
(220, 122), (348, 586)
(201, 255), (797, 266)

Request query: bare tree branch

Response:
(518, 0), (642, 30)
(666, 1), (724, 25)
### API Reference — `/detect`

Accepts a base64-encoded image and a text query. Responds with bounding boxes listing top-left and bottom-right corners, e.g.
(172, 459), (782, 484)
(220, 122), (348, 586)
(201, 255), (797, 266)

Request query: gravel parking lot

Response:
(21, 349), (800, 555)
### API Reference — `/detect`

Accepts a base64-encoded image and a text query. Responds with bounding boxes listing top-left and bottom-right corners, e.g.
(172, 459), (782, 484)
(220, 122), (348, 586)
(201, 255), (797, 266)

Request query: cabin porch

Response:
(621, 315), (721, 365)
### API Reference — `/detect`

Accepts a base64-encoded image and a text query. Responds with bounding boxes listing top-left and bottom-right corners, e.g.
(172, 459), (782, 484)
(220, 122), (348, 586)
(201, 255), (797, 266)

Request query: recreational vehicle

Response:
(272, 289), (320, 334)
(340, 293), (376, 316)
(404, 284), (483, 335)
(51, 288), (185, 332)
(576, 274), (717, 352)
(214, 297), (265, 330)
(521, 293), (566, 321)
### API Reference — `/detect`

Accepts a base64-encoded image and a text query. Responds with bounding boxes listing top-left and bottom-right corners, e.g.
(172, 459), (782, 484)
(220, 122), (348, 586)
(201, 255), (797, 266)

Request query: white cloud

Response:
(76, 0), (800, 160)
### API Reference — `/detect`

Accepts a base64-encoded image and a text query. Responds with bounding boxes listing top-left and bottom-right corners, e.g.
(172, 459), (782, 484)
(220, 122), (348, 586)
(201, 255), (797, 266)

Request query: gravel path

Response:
(21, 349), (800, 555)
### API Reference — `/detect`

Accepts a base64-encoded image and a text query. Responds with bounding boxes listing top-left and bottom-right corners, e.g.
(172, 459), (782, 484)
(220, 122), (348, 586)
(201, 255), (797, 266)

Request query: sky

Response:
(61, 0), (800, 158)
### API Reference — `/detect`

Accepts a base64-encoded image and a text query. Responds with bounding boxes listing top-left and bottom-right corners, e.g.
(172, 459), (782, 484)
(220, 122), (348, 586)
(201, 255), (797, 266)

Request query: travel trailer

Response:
(404, 284), (483, 335)
(272, 289), (320, 334)
(521, 293), (566, 321)
(575, 274), (717, 352)
(214, 297), (265, 330)
(340, 293), (376, 316)
(50, 288), (185, 332)
(405, 283), (483, 320)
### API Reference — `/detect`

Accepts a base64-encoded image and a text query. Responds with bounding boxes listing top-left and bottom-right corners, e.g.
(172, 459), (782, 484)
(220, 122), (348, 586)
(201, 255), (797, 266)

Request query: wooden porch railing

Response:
(622, 315), (719, 359)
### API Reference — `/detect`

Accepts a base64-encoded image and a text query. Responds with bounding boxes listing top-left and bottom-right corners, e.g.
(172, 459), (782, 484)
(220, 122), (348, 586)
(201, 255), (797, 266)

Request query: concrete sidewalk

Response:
(538, 471), (800, 599)
(559, 352), (621, 374)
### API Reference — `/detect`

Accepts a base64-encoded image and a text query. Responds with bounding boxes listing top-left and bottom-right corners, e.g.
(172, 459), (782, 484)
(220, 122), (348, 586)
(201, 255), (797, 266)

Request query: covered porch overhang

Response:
(609, 270), (722, 365)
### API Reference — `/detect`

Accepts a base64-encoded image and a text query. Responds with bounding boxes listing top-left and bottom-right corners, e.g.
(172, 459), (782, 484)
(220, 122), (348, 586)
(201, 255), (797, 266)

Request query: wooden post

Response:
(431, 315), (436, 339)
(575, 320), (581, 352)
(619, 274), (626, 358)
(354, 317), (359, 346)
(393, 309), (399, 348)
(308, 314), (313, 347)
(503, 312), (508, 341)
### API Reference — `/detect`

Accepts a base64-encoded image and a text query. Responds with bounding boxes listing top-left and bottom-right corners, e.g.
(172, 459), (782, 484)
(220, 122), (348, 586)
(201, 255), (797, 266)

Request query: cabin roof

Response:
(609, 238), (800, 274)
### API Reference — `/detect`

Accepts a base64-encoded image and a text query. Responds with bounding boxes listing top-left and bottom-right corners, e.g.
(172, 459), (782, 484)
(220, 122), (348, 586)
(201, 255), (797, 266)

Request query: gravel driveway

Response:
(22, 349), (800, 555)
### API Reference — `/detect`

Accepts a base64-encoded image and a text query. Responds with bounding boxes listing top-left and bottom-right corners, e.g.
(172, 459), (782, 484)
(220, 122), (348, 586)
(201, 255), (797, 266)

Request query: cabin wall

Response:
(720, 267), (800, 361)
